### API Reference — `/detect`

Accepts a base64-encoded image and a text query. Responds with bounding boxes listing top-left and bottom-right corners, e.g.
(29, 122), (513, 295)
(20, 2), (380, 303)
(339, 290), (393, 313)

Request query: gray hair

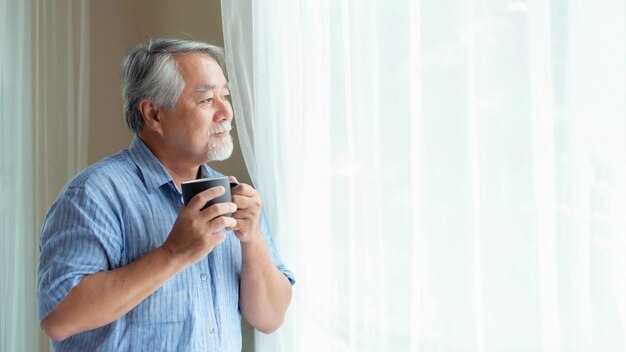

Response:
(121, 38), (228, 134)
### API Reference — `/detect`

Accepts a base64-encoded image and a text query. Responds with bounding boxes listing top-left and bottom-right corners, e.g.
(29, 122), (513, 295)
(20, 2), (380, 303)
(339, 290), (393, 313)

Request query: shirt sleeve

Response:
(37, 186), (123, 322)
(259, 211), (296, 286)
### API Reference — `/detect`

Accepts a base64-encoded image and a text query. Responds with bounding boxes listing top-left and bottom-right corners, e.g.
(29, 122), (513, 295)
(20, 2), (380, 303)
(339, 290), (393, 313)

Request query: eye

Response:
(201, 98), (213, 104)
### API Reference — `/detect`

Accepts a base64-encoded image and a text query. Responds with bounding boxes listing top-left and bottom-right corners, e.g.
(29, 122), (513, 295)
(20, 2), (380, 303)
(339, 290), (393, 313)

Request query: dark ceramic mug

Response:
(182, 176), (239, 213)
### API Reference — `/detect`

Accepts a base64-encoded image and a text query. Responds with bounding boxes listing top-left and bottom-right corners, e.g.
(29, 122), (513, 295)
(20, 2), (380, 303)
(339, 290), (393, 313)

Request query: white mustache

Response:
(208, 124), (232, 135)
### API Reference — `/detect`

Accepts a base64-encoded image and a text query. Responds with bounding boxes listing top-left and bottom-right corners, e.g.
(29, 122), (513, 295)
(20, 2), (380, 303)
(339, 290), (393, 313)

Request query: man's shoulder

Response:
(64, 149), (138, 194)
(42, 149), (139, 225)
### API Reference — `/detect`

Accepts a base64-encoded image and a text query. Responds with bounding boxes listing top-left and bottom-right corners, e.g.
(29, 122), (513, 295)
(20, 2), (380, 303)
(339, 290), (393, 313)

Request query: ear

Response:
(139, 99), (164, 135)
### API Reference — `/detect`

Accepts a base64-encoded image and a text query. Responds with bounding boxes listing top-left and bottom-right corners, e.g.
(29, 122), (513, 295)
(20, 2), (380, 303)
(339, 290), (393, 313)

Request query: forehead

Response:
(175, 53), (227, 89)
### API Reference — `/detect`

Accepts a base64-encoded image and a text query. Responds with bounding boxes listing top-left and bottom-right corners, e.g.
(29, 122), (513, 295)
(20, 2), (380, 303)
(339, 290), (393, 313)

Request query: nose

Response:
(213, 96), (233, 123)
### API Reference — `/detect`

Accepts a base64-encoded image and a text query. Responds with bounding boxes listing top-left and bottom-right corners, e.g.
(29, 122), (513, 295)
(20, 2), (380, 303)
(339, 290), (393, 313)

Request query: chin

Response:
(207, 139), (234, 161)
(209, 151), (233, 162)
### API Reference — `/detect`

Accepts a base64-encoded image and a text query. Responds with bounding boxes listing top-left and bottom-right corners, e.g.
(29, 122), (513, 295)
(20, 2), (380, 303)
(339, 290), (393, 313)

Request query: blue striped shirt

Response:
(37, 136), (295, 351)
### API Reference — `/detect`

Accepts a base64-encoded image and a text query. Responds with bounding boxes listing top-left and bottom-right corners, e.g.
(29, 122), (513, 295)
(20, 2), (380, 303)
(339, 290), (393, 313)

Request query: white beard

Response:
(207, 133), (234, 161)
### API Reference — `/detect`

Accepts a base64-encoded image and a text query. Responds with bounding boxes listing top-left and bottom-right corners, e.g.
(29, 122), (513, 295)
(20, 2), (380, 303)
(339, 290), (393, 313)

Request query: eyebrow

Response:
(194, 82), (231, 94)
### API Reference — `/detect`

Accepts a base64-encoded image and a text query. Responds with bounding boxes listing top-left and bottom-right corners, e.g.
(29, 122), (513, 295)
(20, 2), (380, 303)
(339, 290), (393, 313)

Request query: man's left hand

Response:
(228, 176), (263, 243)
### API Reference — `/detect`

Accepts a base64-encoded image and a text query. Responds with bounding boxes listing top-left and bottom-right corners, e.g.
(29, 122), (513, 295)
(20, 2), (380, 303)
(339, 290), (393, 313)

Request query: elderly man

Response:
(37, 38), (294, 351)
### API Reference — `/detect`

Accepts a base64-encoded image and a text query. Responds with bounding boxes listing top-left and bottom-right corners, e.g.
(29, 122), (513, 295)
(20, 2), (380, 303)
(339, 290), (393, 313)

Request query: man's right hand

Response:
(161, 186), (237, 267)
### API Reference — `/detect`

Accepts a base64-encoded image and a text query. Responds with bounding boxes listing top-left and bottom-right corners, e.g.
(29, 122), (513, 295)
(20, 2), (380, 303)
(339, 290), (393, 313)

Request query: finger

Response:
(231, 183), (257, 197)
(187, 186), (226, 210)
(227, 219), (242, 231)
(231, 194), (261, 210)
(209, 215), (237, 230)
(228, 176), (239, 183)
(202, 202), (237, 220)
(229, 215), (258, 230)
(208, 231), (226, 245)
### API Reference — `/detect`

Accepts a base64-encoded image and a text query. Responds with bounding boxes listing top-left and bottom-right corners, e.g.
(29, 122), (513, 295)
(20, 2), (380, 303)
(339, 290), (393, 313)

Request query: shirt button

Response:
(209, 326), (216, 333)
(200, 273), (208, 281)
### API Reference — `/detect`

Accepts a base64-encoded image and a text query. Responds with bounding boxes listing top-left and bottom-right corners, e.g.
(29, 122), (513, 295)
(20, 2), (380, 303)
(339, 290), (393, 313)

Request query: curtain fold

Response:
(34, 0), (90, 227)
(33, 2), (91, 348)
(220, 0), (626, 351)
(1, 1), (90, 350)
(0, 0), (37, 351)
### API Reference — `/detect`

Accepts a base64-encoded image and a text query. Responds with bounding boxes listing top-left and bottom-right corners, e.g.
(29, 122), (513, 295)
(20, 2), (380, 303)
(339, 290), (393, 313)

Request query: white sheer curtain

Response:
(222, 0), (626, 351)
(1, 1), (90, 350)
(33, 0), (90, 224)
(1, 0), (37, 350)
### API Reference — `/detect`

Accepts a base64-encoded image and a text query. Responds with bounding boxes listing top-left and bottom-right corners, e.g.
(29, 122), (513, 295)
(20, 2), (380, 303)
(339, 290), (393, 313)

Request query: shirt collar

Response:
(128, 135), (175, 193)
(128, 136), (219, 193)
(197, 163), (212, 179)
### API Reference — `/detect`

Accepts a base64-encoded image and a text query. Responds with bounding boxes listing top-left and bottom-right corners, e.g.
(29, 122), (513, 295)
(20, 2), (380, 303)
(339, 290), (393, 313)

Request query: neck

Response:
(139, 133), (202, 191)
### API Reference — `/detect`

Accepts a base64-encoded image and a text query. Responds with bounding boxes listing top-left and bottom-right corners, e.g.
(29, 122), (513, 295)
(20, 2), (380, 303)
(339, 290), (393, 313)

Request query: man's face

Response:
(158, 53), (234, 164)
